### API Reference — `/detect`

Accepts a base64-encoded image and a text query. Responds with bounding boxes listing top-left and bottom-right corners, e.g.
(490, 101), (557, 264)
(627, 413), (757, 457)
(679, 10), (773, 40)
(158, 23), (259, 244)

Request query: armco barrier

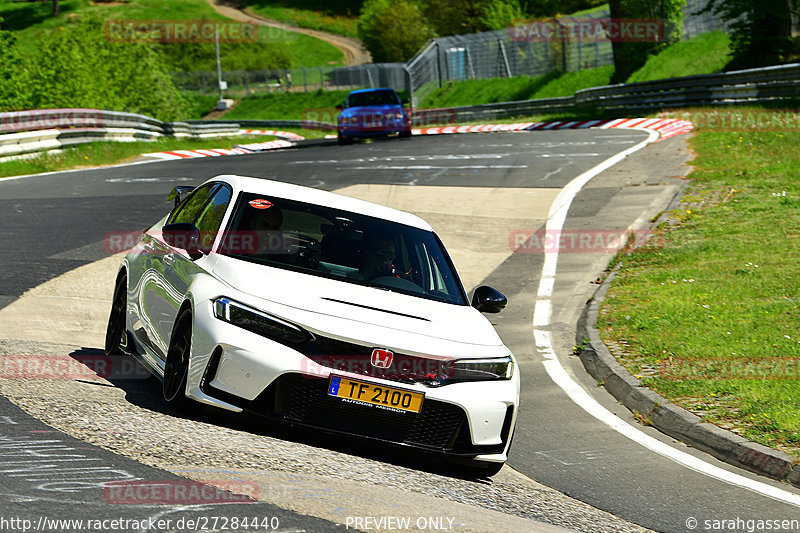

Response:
(0, 109), (254, 160)
(413, 63), (800, 122)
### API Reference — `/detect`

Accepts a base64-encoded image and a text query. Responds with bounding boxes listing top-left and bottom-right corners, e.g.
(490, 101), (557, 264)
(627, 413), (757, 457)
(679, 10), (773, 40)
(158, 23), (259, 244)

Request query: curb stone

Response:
(577, 269), (800, 487)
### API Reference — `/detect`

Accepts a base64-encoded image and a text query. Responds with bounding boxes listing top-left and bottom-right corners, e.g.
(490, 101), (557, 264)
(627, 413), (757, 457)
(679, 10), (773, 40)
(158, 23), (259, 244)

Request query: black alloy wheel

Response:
(104, 274), (127, 356)
(163, 308), (192, 408)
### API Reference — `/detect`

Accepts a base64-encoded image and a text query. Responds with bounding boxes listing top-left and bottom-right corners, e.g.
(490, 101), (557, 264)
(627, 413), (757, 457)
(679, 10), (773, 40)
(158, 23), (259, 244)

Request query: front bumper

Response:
(338, 119), (411, 139)
(187, 299), (519, 461)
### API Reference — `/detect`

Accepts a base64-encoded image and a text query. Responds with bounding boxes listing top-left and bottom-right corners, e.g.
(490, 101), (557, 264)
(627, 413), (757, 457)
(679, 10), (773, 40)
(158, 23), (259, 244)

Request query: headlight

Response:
(449, 356), (514, 382)
(212, 297), (312, 345)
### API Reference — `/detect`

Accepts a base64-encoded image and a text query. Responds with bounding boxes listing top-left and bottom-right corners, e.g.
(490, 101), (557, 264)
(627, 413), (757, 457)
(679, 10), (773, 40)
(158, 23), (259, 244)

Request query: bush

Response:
(357, 0), (433, 62)
(0, 17), (188, 121)
(0, 28), (31, 110)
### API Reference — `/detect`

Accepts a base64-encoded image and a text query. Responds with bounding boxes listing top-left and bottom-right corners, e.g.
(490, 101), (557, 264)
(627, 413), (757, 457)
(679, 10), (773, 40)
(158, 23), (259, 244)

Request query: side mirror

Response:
(166, 186), (195, 209)
(401, 99), (409, 105)
(471, 286), (507, 313)
(162, 223), (203, 259)
(336, 104), (344, 111)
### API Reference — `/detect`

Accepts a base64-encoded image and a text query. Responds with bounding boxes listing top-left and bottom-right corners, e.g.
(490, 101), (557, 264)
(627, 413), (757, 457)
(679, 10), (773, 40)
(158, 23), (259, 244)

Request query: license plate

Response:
(327, 375), (424, 414)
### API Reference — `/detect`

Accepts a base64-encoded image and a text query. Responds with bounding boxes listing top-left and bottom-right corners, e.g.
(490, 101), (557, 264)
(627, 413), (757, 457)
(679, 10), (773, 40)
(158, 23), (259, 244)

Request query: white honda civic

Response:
(105, 175), (519, 475)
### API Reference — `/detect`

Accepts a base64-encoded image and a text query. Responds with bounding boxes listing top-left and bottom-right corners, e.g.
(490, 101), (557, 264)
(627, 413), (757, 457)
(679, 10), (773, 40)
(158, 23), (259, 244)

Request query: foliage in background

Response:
(357, 0), (433, 62)
(480, 0), (526, 31)
(0, 17), (187, 120)
(700, 0), (800, 68)
(0, 0), (343, 72)
(0, 26), (28, 110)
(525, 0), (608, 17)
(609, 0), (686, 83)
(419, 0), (522, 35)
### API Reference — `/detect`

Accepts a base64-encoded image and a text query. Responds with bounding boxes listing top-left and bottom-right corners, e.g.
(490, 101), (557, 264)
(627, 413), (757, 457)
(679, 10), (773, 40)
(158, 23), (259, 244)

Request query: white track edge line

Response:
(531, 127), (800, 508)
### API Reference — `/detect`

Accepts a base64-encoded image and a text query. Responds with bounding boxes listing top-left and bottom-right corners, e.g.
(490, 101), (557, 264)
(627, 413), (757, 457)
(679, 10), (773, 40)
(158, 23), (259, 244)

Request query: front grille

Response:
(299, 335), (450, 386)
(275, 374), (464, 451)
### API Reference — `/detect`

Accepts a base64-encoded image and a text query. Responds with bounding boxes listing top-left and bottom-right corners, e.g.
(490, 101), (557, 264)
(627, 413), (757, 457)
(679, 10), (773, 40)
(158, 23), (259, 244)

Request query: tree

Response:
(701, 0), (798, 68)
(358, 0), (434, 62)
(420, 0), (493, 36)
(481, 0), (526, 31)
(525, 0), (607, 17)
(609, 0), (685, 83)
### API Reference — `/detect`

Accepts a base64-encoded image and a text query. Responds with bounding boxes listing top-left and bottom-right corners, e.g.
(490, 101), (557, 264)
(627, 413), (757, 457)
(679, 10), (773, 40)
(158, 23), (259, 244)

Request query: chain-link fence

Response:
(173, 63), (412, 96)
(682, 0), (734, 39)
(407, 10), (614, 105)
(174, 3), (734, 104)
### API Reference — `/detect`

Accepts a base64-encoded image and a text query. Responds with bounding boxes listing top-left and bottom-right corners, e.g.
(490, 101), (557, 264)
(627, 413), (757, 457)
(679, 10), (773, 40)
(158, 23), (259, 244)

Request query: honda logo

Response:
(370, 349), (394, 369)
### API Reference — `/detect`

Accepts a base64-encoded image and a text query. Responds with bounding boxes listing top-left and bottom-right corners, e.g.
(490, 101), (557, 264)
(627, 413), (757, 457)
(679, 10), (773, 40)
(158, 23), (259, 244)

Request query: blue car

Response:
(337, 88), (412, 145)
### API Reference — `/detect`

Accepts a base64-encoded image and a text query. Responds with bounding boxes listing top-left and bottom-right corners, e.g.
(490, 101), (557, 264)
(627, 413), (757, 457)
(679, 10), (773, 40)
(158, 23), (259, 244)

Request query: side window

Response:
(169, 184), (217, 225)
(195, 185), (233, 252)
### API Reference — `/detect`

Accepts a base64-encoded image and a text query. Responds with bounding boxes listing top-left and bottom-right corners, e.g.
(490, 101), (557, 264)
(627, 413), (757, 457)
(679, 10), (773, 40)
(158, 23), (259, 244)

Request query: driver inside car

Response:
(360, 235), (396, 280)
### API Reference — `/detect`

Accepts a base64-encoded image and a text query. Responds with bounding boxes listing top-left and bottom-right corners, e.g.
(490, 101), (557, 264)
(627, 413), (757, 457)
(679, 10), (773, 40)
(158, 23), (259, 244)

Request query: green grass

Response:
(0, 0), (343, 70)
(0, 135), (282, 178)
(0, 0), (225, 52)
(419, 66), (614, 108)
(533, 65), (614, 98)
(221, 89), (352, 121)
(598, 108), (800, 458)
(239, 0), (359, 37)
(627, 31), (732, 83)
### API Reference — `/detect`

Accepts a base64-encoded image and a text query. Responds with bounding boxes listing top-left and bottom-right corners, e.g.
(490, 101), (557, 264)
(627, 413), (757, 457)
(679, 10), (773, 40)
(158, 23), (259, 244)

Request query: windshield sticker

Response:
(249, 199), (273, 210)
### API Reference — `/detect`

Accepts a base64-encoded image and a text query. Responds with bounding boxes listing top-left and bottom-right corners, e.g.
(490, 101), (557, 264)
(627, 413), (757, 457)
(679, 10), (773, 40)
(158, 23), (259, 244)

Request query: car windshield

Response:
(346, 90), (400, 107)
(219, 192), (468, 306)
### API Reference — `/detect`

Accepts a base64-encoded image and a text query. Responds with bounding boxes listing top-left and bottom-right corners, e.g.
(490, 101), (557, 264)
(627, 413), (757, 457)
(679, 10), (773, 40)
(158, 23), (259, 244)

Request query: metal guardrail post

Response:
(435, 41), (443, 89)
(404, 67), (414, 106)
(498, 37), (512, 78)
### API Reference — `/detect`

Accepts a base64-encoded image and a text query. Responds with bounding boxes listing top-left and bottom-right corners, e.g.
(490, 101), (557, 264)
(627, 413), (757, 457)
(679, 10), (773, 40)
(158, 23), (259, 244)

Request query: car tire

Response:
(337, 132), (352, 145)
(399, 130), (412, 138)
(104, 273), (127, 356)
(163, 308), (192, 409)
